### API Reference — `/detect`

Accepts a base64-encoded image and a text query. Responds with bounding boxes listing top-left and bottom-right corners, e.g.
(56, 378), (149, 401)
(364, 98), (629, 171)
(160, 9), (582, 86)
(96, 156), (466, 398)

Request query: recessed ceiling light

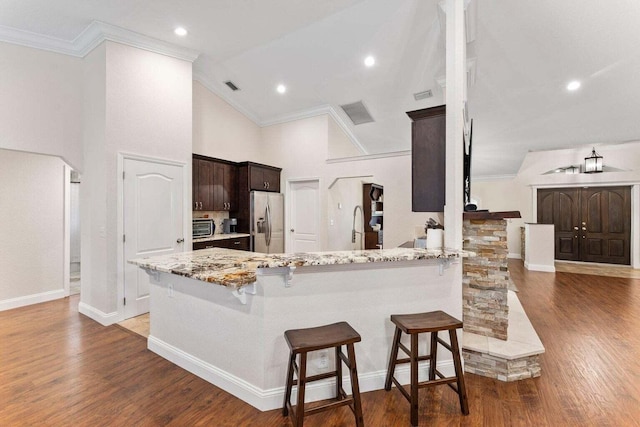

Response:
(174, 27), (187, 36)
(567, 80), (581, 91)
(276, 84), (286, 94)
(364, 55), (375, 67)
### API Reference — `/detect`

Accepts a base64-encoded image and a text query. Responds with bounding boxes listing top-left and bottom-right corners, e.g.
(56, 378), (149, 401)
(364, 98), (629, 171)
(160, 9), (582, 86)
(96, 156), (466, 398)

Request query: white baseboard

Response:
(148, 335), (455, 412)
(524, 261), (556, 272)
(0, 289), (66, 312)
(508, 253), (522, 259)
(78, 301), (119, 325)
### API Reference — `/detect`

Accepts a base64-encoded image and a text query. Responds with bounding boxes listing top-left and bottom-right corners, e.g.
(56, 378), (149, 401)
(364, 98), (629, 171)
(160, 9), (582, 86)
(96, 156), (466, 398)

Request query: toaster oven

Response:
(193, 218), (215, 238)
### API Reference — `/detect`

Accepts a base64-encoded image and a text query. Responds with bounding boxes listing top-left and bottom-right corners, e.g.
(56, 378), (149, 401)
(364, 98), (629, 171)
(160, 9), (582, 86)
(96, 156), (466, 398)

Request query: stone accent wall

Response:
(462, 219), (509, 340)
(462, 349), (541, 381)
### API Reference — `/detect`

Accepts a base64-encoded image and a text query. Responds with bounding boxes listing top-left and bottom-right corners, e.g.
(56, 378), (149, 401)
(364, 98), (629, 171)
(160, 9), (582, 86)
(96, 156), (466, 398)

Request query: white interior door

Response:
(123, 158), (183, 319)
(289, 180), (320, 252)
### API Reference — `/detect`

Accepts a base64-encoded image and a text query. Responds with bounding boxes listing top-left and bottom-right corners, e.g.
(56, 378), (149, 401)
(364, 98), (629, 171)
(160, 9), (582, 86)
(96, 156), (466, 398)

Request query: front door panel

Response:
(581, 187), (631, 264)
(537, 186), (631, 265)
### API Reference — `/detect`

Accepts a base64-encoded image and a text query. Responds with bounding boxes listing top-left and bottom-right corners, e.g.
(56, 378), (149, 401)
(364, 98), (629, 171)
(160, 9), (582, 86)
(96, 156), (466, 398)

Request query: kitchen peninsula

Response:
(130, 247), (465, 411)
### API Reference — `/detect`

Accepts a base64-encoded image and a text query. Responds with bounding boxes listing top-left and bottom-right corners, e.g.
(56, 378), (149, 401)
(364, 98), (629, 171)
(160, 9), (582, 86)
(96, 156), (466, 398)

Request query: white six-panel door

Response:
(123, 158), (183, 319)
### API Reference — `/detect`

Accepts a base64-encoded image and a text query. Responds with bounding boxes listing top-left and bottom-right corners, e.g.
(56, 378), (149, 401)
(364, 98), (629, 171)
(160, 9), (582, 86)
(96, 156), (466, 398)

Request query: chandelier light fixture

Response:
(584, 148), (603, 173)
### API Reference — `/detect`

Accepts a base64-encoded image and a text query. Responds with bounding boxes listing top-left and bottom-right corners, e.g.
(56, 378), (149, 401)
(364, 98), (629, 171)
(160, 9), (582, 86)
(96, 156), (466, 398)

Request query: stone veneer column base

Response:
(462, 291), (545, 382)
(462, 349), (541, 382)
(463, 218), (510, 340)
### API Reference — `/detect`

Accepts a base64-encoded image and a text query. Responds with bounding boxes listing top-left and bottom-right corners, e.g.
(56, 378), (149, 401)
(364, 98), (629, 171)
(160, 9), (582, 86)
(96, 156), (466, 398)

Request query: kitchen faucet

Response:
(352, 205), (364, 249)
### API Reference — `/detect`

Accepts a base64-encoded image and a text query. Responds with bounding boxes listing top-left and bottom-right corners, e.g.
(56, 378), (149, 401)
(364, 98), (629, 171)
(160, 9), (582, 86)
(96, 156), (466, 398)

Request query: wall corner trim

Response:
(78, 301), (119, 326)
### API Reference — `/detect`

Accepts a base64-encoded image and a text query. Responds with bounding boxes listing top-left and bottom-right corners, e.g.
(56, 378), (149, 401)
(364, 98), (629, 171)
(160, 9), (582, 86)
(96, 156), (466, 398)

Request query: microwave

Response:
(193, 218), (215, 238)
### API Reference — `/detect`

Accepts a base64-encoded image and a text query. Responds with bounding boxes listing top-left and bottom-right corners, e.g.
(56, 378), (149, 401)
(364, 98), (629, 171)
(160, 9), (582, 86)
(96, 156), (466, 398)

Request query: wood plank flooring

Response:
(1, 260), (639, 426)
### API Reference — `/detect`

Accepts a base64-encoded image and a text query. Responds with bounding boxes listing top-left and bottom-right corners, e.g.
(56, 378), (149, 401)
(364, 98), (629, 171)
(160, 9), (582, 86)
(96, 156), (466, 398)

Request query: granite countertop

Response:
(129, 247), (462, 290)
(193, 233), (251, 243)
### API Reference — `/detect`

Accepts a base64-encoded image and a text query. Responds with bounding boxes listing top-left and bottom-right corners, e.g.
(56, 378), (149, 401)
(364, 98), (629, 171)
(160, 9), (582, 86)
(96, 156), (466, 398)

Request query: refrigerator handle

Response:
(265, 203), (272, 247)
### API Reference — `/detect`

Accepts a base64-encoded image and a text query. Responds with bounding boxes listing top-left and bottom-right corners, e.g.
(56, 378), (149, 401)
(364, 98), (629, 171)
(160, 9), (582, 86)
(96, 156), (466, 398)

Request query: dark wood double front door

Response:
(537, 186), (631, 265)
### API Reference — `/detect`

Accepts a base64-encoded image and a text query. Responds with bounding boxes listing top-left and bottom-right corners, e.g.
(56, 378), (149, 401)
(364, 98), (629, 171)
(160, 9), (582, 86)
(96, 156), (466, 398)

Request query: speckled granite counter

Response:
(192, 233), (250, 243)
(137, 246), (464, 411)
(129, 247), (461, 290)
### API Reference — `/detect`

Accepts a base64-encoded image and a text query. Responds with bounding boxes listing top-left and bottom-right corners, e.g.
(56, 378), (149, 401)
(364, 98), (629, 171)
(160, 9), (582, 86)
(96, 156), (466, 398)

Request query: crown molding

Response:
(192, 72), (369, 156)
(0, 24), (80, 56)
(326, 150), (411, 164)
(0, 21), (200, 62)
(473, 174), (517, 182)
(192, 70), (262, 124)
(260, 105), (367, 155)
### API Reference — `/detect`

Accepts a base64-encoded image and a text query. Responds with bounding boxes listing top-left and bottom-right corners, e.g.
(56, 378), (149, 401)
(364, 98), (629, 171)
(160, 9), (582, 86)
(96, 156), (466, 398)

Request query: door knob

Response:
(573, 226), (578, 230)
(290, 229), (295, 232)
(177, 238), (184, 243)
(582, 227), (586, 230)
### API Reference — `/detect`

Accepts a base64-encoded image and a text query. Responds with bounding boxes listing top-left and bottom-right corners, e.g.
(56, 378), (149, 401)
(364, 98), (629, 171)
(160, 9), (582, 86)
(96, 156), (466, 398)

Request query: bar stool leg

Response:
(384, 327), (402, 391)
(283, 352), (296, 416)
(410, 333), (419, 427)
(296, 353), (308, 426)
(346, 343), (365, 427)
(449, 329), (469, 415)
(429, 331), (438, 381)
(335, 345), (343, 400)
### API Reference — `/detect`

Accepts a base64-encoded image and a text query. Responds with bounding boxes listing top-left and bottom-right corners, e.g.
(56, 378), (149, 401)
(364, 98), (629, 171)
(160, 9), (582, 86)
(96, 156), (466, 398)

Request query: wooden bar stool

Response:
(384, 311), (469, 426)
(283, 321), (364, 427)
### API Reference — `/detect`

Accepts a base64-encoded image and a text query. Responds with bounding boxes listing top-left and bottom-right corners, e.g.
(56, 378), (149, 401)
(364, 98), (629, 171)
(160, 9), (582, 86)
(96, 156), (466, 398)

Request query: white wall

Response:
(0, 149), (67, 310)
(327, 177), (367, 251)
(192, 80), (263, 162)
(260, 114), (443, 250)
(471, 178), (531, 258)
(471, 141), (640, 264)
(80, 41), (193, 320)
(327, 116), (362, 159)
(0, 41), (83, 170)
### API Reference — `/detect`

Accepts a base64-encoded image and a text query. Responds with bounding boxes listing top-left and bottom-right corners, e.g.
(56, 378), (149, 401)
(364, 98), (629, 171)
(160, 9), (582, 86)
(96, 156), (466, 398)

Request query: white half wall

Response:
(0, 41), (83, 170)
(0, 149), (68, 311)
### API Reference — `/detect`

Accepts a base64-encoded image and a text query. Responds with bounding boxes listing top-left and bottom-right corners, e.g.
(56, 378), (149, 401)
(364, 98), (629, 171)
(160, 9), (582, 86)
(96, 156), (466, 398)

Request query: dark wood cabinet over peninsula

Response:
(407, 105), (446, 212)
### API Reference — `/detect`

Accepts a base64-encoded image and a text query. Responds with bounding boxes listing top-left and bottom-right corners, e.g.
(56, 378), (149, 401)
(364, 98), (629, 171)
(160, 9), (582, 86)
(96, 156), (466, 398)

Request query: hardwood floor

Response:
(1, 260), (639, 426)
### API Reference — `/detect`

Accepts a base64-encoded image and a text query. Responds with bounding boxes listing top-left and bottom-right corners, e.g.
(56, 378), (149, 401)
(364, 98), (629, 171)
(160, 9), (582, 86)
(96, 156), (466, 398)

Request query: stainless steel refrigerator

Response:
(250, 191), (284, 253)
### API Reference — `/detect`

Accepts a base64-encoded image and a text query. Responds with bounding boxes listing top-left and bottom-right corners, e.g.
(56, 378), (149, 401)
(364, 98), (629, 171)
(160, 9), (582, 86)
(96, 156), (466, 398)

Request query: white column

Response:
(444, 0), (466, 250)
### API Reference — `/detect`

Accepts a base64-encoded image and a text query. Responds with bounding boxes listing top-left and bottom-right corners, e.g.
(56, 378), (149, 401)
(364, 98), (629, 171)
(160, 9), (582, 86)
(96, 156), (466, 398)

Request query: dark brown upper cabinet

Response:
(236, 162), (282, 233)
(407, 105), (446, 212)
(240, 162), (281, 193)
(193, 157), (214, 211)
(213, 161), (237, 211)
(193, 155), (238, 212)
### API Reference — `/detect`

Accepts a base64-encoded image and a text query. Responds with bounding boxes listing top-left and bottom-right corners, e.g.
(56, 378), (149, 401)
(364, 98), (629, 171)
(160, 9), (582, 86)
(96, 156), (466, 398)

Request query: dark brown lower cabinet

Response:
(537, 186), (631, 264)
(193, 237), (250, 251)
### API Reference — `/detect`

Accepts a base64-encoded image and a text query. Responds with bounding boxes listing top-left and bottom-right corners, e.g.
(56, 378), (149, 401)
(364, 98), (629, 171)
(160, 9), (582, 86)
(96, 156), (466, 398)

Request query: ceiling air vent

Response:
(413, 90), (433, 101)
(224, 81), (240, 91)
(340, 101), (374, 125)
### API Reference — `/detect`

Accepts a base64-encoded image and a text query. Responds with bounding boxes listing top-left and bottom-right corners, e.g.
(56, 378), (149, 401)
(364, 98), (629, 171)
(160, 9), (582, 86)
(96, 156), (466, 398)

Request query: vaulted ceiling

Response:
(1, 0), (639, 176)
